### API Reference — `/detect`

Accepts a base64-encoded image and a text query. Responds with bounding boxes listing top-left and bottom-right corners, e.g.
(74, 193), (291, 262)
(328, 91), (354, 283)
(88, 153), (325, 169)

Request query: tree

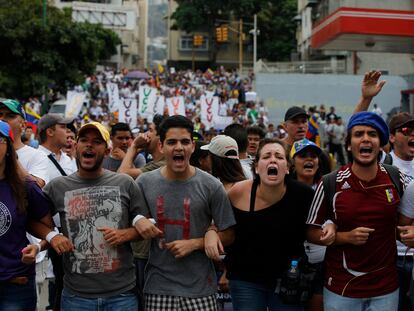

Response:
(170, 0), (297, 65)
(0, 0), (121, 100)
(257, 0), (297, 61)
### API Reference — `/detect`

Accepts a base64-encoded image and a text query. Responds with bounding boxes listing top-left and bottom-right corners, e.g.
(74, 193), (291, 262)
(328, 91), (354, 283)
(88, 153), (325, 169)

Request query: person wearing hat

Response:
(283, 106), (309, 151)
(201, 135), (245, 192)
(0, 98), (49, 187)
(307, 111), (405, 310)
(0, 120), (72, 311)
(43, 122), (150, 310)
(37, 113), (77, 182)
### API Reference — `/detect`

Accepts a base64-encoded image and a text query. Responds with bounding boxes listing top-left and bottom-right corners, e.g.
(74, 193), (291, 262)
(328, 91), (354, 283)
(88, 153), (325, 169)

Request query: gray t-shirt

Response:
(136, 168), (235, 298)
(44, 170), (147, 298)
(102, 153), (146, 172)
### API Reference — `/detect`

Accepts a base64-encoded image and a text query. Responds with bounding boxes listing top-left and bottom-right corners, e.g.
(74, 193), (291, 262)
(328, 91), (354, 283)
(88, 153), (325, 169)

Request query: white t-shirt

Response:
(389, 151), (414, 256)
(390, 151), (414, 181)
(240, 157), (253, 180)
(37, 145), (78, 182)
(16, 145), (50, 184)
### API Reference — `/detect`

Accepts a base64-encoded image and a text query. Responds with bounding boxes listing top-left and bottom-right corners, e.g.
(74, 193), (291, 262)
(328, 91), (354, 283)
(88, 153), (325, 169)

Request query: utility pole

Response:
(239, 19), (243, 74)
(42, 0), (48, 115)
(253, 14), (257, 74)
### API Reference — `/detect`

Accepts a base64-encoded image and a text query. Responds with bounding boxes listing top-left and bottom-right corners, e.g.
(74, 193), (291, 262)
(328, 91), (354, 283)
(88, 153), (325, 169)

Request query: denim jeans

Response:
(0, 277), (36, 311)
(229, 279), (303, 311)
(61, 288), (138, 311)
(324, 287), (399, 311)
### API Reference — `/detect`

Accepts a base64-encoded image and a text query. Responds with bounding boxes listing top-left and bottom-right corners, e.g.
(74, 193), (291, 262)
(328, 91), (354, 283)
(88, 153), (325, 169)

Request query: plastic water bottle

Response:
(284, 260), (300, 304)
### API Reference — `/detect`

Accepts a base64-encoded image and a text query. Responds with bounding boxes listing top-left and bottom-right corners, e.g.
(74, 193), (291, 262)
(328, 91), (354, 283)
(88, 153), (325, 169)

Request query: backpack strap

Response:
(322, 170), (338, 211)
(383, 153), (393, 165)
(382, 163), (403, 198)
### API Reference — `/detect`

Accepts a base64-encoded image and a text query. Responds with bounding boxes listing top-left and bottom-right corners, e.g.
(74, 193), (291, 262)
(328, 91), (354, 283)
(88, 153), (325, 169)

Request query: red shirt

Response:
(307, 163), (401, 298)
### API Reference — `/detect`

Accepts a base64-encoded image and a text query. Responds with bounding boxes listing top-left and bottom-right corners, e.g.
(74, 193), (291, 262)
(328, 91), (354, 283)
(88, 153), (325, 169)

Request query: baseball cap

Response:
(0, 99), (26, 119)
(290, 138), (321, 159)
(347, 112), (389, 146)
(201, 135), (239, 159)
(388, 112), (414, 133)
(284, 106), (308, 121)
(78, 122), (110, 145)
(0, 120), (13, 142)
(38, 113), (74, 133)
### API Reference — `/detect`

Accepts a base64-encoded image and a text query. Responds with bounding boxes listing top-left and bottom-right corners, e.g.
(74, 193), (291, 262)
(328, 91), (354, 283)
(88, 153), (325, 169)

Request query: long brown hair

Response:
(4, 137), (27, 214)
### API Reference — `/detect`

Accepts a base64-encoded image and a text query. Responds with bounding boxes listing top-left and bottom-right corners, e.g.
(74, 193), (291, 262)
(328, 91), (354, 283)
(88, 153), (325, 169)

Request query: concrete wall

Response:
(256, 73), (409, 125)
(349, 52), (414, 75)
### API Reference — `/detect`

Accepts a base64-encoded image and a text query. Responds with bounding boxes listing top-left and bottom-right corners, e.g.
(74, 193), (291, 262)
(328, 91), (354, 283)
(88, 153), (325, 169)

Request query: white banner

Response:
(166, 96), (185, 116)
(138, 86), (157, 117)
(154, 95), (165, 115)
(118, 98), (137, 129)
(200, 95), (219, 129)
(107, 83), (120, 112)
(65, 91), (85, 119)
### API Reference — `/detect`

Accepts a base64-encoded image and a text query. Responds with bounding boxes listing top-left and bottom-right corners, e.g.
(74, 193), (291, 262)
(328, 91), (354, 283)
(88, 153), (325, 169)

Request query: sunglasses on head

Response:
(397, 127), (414, 136)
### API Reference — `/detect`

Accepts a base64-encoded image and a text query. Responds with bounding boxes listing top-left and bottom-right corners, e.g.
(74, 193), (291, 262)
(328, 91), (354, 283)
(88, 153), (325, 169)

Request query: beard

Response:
(352, 154), (378, 168)
(76, 153), (105, 172)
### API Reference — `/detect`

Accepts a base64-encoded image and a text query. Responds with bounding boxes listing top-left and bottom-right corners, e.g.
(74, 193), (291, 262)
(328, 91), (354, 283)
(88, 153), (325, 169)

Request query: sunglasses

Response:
(397, 127), (414, 136)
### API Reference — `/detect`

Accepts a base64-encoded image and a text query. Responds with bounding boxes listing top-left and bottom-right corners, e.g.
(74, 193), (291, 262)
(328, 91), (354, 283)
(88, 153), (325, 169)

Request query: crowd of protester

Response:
(2, 69), (414, 311)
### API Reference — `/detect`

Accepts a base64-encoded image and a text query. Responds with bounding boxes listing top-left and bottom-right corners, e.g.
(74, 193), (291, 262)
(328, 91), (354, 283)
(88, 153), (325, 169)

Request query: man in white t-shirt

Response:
(37, 113), (78, 182)
(387, 112), (414, 311)
(0, 99), (49, 186)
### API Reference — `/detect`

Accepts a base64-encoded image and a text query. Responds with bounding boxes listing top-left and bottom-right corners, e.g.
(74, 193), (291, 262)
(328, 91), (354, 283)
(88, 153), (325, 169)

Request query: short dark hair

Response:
(159, 115), (194, 143)
(39, 125), (55, 144)
(224, 123), (248, 153)
(153, 114), (165, 136)
(247, 126), (265, 139)
(111, 122), (131, 137)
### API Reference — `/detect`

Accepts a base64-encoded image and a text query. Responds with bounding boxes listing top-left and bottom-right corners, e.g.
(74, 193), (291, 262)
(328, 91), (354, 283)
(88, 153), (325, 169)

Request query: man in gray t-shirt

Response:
(44, 122), (147, 310)
(135, 116), (235, 311)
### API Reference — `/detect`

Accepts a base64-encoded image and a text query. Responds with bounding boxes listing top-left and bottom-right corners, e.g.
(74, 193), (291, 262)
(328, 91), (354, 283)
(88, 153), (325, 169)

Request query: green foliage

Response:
(0, 0), (121, 99)
(171, 0), (297, 63)
(258, 0), (297, 61)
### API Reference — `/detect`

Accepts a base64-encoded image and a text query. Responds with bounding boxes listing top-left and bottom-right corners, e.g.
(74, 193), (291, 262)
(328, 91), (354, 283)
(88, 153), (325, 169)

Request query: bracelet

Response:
(45, 231), (61, 243)
(132, 215), (156, 227)
(34, 243), (41, 254)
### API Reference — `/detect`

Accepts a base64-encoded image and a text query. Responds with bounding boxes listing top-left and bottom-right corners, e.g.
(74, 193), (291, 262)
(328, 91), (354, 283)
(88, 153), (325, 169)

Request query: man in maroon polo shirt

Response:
(306, 111), (407, 310)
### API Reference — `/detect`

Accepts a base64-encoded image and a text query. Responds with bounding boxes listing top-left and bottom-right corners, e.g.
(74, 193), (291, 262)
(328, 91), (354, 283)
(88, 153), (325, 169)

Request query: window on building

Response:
(179, 36), (209, 51)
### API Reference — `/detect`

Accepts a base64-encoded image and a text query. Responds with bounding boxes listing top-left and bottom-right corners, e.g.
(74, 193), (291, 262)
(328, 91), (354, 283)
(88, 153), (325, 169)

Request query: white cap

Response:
(201, 135), (239, 159)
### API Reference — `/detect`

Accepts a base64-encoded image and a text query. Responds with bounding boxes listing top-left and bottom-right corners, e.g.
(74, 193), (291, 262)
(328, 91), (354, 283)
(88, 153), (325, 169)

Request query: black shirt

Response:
(225, 178), (314, 287)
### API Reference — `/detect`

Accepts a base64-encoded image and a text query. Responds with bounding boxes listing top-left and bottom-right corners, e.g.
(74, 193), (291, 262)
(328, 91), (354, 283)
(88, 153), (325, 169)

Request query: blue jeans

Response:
(61, 288), (138, 311)
(0, 277), (36, 311)
(324, 287), (399, 311)
(229, 279), (303, 311)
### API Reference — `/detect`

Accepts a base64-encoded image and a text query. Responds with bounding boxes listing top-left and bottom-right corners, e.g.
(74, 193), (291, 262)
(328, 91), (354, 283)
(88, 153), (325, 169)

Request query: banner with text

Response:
(166, 96), (185, 116)
(119, 98), (137, 129)
(200, 95), (219, 129)
(107, 83), (120, 112)
(138, 86), (157, 118)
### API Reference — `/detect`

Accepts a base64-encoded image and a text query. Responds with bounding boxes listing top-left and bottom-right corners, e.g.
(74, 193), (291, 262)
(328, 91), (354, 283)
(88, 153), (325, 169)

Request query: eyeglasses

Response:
(397, 127), (414, 136)
(0, 136), (7, 144)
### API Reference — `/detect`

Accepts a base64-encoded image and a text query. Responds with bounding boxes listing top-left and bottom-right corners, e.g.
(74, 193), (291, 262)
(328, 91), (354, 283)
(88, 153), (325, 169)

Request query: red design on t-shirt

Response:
(156, 196), (191, 239)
